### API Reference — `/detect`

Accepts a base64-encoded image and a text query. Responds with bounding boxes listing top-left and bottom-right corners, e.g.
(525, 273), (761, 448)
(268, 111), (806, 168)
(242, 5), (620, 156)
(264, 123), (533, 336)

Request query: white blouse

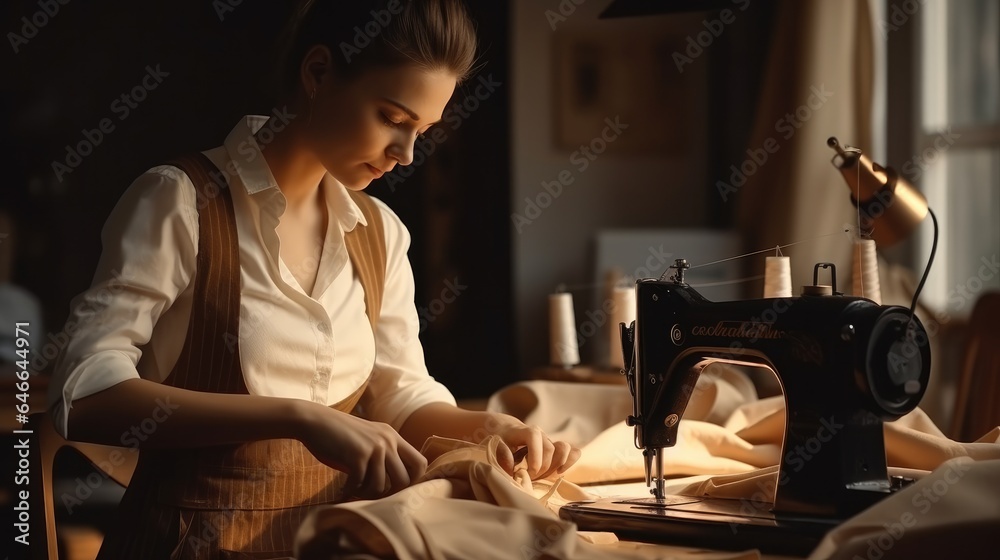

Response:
(48, 115), (456, 439)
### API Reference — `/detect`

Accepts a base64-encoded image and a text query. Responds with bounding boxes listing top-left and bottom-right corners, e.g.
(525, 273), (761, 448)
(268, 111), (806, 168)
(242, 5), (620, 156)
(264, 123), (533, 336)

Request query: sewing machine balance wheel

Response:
(862, 309), (930, 418)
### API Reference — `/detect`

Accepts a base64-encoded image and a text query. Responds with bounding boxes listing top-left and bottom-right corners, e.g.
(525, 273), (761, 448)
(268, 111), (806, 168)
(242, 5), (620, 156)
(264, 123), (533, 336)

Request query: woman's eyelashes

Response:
(381, 112), (405, 127)
(380, 112), (429, 140)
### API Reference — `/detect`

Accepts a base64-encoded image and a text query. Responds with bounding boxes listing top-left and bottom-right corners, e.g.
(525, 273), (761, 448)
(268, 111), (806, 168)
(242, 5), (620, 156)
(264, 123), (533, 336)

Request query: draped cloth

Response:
(294, 368), (1000, 559)
(734, 0), (874, 291)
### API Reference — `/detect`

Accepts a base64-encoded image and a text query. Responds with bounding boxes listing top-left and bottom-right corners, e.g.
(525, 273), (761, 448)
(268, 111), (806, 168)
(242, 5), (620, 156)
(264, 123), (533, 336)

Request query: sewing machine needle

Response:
(643, 448), (654, 488)
(655, 451), (665, 501)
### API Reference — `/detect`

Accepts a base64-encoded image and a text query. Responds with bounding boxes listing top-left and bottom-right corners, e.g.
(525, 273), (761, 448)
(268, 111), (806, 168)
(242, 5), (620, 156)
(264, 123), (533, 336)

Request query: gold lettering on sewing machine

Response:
(690, 321), (784, 340)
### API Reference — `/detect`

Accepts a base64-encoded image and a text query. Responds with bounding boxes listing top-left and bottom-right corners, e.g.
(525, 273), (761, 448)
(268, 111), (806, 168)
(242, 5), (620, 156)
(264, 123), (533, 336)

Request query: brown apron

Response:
(96, 152), (387, 560)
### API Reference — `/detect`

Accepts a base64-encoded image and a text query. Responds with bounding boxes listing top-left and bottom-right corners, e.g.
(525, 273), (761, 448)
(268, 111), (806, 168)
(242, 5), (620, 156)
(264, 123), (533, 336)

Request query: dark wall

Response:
(366, 4), (515, 398)
(2, 0), (513, 399)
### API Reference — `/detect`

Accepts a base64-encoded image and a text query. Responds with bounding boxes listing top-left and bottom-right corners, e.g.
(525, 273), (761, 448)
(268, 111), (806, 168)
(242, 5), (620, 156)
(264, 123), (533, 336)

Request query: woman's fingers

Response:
(397, 439), (429, 484)
(496, 422), (581, 481)
(382, 448), (413, 496)
(496, 439), (517, 475)
(531, 435), (556, 479)
(560, 444), (581, 473)
(511, 425), (558, 479)
(389, 439), (429, 491)
(351, 438), (429, 499)
(355, 447), (387, 500)
(525, 426), (545, 474)
(537, 440), (577, 480)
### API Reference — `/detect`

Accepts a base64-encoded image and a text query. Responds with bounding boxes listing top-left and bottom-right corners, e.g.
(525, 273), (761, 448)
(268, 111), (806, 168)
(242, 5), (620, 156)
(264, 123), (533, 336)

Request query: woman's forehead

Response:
(354, 65), (457, 121)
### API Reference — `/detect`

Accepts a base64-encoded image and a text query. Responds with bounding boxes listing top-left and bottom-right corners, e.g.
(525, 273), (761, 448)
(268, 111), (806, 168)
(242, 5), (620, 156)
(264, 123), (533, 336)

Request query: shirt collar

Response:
(224, 115), (368, 231)
(224, 115), (279, 195)
(321, 173), (368, 233)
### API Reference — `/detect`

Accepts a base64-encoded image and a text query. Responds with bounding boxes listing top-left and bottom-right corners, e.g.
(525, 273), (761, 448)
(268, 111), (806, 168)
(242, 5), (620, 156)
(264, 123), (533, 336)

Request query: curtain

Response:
(735, 0), (874, 293)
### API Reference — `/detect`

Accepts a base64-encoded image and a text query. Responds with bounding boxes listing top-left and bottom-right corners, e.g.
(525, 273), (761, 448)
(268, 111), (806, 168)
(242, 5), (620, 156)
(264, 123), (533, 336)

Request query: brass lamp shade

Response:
(828, 137), (929, 247)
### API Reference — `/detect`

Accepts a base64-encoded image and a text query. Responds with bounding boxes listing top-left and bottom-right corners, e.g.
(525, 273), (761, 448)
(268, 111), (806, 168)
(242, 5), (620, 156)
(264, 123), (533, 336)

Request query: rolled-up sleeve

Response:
(47, 166), (198, 439)
(357, 199), (456, 431)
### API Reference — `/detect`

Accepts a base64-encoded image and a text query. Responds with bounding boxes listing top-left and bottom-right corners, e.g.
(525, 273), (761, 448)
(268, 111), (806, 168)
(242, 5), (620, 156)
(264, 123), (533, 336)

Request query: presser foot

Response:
(649, 478), (666, 501)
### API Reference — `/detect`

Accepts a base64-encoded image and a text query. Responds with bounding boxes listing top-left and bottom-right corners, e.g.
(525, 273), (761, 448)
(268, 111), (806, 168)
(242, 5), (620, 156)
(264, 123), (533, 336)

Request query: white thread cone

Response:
(852, 238), (882, 304)
(549, 292), (580, 367)
(764, 256), (792, 298)
(607, 285), (636, 370)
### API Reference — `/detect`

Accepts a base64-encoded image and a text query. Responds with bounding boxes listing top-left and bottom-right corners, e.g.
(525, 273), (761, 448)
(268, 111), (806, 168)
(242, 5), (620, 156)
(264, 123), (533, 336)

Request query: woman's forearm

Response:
(67, 377), (312, 449)
(398, 402), (516, 449)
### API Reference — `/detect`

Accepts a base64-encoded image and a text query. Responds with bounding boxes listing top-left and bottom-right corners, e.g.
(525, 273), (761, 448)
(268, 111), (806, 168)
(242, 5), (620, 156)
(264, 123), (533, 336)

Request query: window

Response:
(915, 0), (999, 315)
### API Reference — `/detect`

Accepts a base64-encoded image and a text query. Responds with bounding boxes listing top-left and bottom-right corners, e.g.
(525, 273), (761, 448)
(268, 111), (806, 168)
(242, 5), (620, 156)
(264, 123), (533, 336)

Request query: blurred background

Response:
(1, 1), (998, 556)
(2, 0), (999, 420)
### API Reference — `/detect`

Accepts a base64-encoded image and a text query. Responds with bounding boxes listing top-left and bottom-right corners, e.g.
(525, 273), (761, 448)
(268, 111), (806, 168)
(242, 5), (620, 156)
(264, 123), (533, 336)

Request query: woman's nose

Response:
(386, 135), (415, 167)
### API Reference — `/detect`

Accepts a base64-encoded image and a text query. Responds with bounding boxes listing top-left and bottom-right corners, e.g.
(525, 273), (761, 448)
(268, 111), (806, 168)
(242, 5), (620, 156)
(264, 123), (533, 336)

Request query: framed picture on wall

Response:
(553, 28), (701, 156)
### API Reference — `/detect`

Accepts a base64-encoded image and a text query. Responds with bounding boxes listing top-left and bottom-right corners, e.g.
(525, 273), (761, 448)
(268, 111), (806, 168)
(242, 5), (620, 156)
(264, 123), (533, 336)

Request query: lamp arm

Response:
(908, 207), (939, 323)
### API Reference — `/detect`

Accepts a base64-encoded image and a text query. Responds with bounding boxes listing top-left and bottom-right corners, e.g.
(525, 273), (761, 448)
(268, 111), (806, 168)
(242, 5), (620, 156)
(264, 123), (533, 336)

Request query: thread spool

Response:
(549, 292), (580, 367)
(852, 238), (882, 304)
(607, 284), (636, 370)
(763, 256), (792, 298)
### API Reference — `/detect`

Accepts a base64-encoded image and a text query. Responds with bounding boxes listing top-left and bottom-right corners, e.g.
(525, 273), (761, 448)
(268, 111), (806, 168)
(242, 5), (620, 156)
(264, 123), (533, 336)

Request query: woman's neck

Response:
(256, 120), (326, 211)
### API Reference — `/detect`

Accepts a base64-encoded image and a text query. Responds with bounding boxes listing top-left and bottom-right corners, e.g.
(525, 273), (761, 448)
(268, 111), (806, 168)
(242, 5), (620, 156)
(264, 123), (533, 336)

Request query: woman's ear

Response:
(299, 44), (334, 94)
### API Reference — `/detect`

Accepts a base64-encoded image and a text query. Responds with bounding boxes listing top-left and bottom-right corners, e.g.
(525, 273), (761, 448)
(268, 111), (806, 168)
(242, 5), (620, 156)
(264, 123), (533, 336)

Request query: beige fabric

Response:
(488, 367), (1000, 488)
(497, 373), (999, 558)
(295, 369), (999, 558)
(808, 456), (1000, 559)
(488, 373), (1000, 484)
(498, 366), (782, 485)
(295, 435), (760, 560)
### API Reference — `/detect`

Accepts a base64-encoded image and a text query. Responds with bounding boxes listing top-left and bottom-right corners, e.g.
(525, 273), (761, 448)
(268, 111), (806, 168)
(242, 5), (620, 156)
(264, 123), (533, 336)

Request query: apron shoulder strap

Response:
(344, 190), (387, 332)
(160, 151), (244, 393)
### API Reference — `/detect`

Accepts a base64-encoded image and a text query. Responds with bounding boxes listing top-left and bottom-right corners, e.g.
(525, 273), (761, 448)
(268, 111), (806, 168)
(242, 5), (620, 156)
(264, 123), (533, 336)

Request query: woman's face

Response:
(307, 62), (458, 190)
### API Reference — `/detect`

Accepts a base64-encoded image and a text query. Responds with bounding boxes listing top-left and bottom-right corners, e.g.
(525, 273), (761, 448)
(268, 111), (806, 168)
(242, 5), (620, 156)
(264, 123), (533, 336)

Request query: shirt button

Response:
(317, 322), (330, 335)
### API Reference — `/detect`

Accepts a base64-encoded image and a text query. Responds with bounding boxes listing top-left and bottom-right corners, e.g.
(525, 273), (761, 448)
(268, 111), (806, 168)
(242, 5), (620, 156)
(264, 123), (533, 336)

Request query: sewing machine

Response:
(559, 258), (931, 555)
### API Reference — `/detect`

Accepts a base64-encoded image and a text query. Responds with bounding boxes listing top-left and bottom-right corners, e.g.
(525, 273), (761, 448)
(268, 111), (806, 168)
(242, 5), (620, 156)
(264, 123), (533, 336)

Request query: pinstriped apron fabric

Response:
(95, 153), (387, 560)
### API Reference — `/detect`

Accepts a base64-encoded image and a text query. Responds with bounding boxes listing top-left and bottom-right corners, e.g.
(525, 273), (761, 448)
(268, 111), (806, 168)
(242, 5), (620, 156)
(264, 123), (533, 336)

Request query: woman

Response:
(49, 1), (580, 557)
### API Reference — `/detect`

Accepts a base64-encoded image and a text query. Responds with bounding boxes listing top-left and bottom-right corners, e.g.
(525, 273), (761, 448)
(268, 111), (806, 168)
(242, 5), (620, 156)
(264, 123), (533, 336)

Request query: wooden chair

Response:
(28, 411), (137, 560)
(950, 291), (1000, 442)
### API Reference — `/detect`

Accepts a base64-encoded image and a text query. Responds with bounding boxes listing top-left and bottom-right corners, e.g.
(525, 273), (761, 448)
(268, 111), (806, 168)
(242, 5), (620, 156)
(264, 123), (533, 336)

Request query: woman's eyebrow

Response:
(382, 97), (442, 125)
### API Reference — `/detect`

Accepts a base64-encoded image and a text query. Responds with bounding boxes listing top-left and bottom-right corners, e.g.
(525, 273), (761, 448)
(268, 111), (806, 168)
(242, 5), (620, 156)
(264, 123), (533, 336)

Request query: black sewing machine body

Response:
(633, 278), (929, 514)
(560, 266), (931, 554)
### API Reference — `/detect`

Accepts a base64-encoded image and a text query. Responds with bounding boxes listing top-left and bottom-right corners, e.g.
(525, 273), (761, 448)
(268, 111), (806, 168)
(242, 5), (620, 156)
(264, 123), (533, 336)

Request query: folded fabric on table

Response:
(295, 367), (1000, 559)
(484, 368), (1000, 485)
(486, 368), (1000, 558)
(294, 435), (760, 560)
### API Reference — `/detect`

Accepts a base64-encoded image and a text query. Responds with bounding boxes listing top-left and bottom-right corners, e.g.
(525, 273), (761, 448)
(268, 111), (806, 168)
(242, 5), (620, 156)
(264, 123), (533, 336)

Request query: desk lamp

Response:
(827, 136), (939, 320)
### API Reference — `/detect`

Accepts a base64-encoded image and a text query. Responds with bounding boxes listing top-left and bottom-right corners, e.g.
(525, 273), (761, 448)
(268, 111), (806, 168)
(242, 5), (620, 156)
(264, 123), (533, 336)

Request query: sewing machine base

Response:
(560, 495), (843, 557)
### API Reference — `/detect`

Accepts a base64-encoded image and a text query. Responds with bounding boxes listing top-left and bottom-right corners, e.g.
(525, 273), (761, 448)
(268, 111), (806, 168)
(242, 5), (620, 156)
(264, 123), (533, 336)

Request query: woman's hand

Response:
(296, 401), (427, 500)
(489, 414), (582, 480)
(398, 403), (581, 481)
